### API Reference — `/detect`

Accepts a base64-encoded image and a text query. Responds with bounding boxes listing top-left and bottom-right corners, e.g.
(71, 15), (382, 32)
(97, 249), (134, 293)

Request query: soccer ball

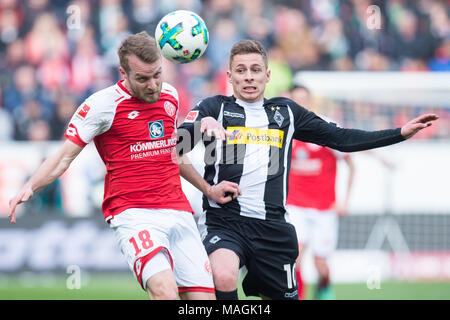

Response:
(155, 10), (209, 64)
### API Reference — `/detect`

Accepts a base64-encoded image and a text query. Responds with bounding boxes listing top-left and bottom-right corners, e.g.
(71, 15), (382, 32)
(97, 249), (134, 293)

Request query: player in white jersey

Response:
(8, 32), (239, 300)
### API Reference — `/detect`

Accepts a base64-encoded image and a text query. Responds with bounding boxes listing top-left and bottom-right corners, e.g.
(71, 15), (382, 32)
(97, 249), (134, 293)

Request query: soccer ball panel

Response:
(155, 10), (209, 64)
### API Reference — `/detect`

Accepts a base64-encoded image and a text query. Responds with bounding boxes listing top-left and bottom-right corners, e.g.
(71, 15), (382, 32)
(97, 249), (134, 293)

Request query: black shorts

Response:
(202, 213), (299, 300)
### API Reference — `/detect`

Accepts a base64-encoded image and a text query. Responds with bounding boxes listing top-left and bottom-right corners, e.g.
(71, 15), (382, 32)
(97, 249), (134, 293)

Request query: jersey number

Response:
(129, 230), (154, 256)
(283, 263), (297, 289)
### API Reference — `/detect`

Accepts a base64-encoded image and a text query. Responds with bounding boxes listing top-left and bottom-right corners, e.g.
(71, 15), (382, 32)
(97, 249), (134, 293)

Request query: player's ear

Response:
(265, 69), (271, 83)
(119, 66), (128, 80)
(227, 70), (232, 83)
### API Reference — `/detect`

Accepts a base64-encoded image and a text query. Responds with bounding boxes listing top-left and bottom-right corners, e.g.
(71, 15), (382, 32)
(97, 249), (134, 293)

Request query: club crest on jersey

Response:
(148, 120), (164, 139)
(164, 101), (176, 117)
(273, 109), (284, 127)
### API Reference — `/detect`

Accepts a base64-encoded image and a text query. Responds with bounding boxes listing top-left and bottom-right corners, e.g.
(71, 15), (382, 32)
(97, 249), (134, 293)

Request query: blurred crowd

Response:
(0, 0), (449, 142)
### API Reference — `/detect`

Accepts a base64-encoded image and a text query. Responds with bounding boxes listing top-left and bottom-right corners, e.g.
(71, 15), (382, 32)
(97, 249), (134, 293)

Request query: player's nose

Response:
(147, 79), (159, 91)
(244, 70), (254, 81)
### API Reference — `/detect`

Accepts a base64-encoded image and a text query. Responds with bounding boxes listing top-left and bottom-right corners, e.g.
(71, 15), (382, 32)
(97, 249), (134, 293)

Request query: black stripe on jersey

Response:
(203, 98), (246, 215)
(263, 103), (291, 220)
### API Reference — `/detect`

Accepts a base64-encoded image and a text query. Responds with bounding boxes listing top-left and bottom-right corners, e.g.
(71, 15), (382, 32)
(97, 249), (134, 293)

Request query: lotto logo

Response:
(128, 111), (139, 119)
(65, 124), (78, 137)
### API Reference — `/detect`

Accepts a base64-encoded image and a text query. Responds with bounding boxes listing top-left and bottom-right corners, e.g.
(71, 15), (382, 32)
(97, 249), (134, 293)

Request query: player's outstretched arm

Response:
(400, 114), (439, 140)
(8, 140), (83, 224)
(178, 154), (241, 204)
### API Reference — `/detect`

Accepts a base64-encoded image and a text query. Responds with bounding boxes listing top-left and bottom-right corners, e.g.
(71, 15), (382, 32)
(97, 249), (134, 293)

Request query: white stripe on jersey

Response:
(236, 99), (269, 220)
(162, 82), (179, 103)
(207, 102), (224, 209)
(283, 106), (296, 208)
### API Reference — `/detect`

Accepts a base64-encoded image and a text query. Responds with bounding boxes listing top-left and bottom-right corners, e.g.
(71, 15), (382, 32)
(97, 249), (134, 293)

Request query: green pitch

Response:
(0, 273), (449, 300)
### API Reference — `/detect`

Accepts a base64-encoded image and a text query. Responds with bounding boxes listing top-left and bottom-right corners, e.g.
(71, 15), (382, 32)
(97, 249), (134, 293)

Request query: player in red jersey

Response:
(8, 32), (239, 300)
(285, 85), (355, 300)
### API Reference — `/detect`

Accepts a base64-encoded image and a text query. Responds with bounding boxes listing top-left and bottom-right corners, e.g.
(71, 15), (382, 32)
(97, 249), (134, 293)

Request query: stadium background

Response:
(0, 0), (449, 299)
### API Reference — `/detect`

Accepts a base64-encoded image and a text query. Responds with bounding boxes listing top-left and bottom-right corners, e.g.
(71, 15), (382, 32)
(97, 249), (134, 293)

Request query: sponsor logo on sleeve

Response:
(183, 110), (199, 123)
(76, 104), (91, 119)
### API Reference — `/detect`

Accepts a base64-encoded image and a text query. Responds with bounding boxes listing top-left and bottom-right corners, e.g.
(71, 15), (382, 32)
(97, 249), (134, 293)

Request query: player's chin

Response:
(240, 91), (262, 102)
(142, 92), (161, 104)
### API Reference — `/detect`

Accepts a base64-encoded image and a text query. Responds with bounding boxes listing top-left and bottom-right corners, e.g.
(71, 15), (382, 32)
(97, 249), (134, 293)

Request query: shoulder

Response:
(265, 96), (293, 106)
(197, 95), (230, 107)
(76, 83), (131, 125)
(85, 83), (131, 112)
(318, 114), (338, 125)
(195, 95), (231, 114)
(161, 82), (179, 102)
(266, 96), (310, 116)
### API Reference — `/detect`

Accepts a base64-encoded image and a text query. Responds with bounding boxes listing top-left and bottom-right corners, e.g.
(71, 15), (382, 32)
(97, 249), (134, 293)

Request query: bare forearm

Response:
(178, 154), (241, 203)
(9, 140), (83, 224)
(179, 155), (212, 196)
(27, 141), (82, 192)
(28, 154), (71, 192)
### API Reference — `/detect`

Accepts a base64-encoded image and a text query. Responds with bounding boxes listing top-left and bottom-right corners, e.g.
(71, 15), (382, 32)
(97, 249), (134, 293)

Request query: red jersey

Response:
(286, 140), (344, 211)
(65, 80), (193, 221)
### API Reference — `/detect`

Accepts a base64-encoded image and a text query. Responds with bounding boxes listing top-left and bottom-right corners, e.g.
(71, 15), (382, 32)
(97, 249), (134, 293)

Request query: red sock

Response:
(296, 266), (306, 300)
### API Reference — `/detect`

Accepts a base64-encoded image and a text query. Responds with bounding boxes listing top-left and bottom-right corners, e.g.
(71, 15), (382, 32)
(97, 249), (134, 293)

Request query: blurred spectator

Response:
(0, 0), (447, 143)
(0, 38), (26, 73)
(274, 7), (323, 70)
(235, 0), (275, 49)
(428, 39), (450, 71)
(0, 107), (14, 141)
(50, 94), (77, 140)
(391, 8), (436, 65)
(265, 46), (294, 98)
(124, 0), (162, 34)
(26, 119), (51, 141)
(0, 0), (23, 48)
(69, 26), (105, 94)
(3, 64), (54, 118)
(24, 12), (69, 66)
(13, 99), (48, 140)
(179, 57), (216, 116)
(355, 48), (391, 71)
(206, 18), (242, 73)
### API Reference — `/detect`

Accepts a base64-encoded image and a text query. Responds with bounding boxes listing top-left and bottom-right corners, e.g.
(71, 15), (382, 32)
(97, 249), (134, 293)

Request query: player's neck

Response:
(121, 79), (133, 96)
(235, 98), (264, 108)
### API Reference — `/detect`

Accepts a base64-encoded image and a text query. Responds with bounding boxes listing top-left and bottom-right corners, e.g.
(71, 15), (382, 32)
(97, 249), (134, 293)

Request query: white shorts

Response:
(109, 208), (214, 293)
(286, 205), (338, 258)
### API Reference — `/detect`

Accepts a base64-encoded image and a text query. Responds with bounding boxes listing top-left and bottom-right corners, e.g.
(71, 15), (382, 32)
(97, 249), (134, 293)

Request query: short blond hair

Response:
(118, 31), (160, 73)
